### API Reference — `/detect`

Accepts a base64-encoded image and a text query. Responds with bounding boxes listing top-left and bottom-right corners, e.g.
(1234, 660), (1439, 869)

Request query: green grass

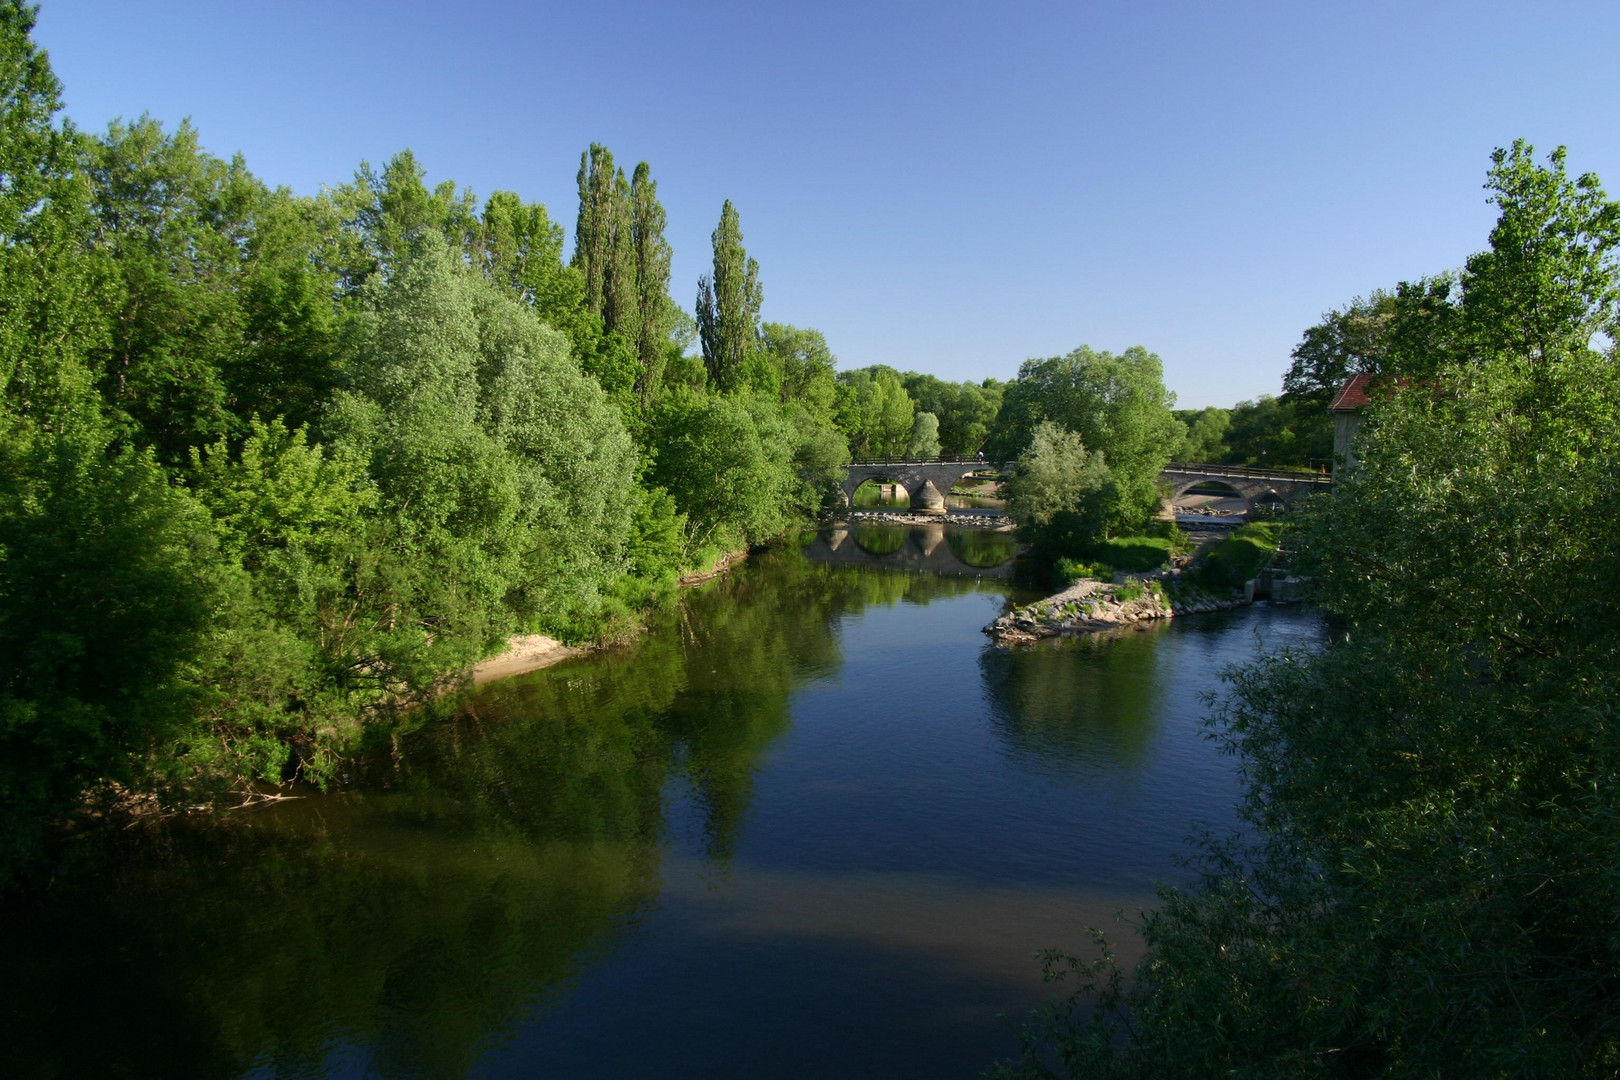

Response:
(1187, 521), (1284, 591)
(1087, 535), (1175, 573)
(1054, 557), (1108, 585)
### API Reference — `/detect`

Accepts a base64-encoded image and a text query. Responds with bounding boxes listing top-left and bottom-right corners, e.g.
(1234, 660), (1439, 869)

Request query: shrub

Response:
(1087, 535), (1173, 573)
(1186, 522), (1282, 592)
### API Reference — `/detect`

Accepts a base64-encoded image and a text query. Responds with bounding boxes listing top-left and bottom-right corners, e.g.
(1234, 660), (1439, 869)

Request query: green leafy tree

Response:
(1220, 395), (1331, 468)
(86, 117), (253, 459)
(901, 373), (1004, 457)
(330, 149), (479, 296)
(1169, 406), (1229, 461)
(1003, 420), (1111, 559)
(0, 0), (105, 428)
(648, 388), (798, 554)
(989, 345), (1181, 535)
(329, 234), (638, 662)
(906, 410), (941, 459)
(695, 200), (762, 393)
(0, 426), (220, 871)
(630, 161), (674, 402)
(835, 365), (914, 458)
(1282, 277), (1463, 406)
(1460, 141), (1620, 364)
(475, 189), (589, 343)
(760, 322), (839, 421)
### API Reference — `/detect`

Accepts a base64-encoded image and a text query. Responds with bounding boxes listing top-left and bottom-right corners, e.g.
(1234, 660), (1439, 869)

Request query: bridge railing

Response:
(846, 458), (1009, 468)
(1164, 461), (1333, 484)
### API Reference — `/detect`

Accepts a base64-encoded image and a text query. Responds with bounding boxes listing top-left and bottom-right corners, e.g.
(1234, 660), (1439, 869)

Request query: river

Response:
(1, 526), (1325, 1079)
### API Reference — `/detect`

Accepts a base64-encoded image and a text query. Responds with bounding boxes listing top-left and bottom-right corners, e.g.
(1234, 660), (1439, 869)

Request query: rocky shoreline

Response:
(985, 575), (1249, 645)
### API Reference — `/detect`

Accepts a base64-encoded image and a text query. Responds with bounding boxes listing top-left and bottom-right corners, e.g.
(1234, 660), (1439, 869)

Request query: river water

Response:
(2, 527), (1324, 1080)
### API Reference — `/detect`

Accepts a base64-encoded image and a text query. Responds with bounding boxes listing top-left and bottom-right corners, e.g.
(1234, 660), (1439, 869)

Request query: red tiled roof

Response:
(1328, 373), (1373, 412)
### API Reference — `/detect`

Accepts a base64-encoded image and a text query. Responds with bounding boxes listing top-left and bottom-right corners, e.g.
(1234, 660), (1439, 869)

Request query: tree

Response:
(1004, 420), (1109, 531)
(695, 200), (762, 393)
(1220, 395), (1331, 468)
(475, 189), (588, 342)
(989, 345), (1181, 535)
(330, 149), (478, 296)
(1280, 291), (1396, 406)
(1281, 277), (1463, 406)
(760, 322), (838, 422)
(0, 426), (221, 872)
(0, 0), (105, 429)
(648, 388), (797, 554)
(1460, 140), (1620, 364)
(329, 235), (639, 659)
(835, 366), (914, 458)
(902, 372), (1004, 457)
(1170, 406), (1229, 461)
(630, 161), (673, 401)
(571, 144), (641, 353)
(906, 411), (941, 459)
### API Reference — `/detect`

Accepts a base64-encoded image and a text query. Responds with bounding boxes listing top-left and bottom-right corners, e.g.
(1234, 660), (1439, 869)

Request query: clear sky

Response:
(30, 0), (1620, 408)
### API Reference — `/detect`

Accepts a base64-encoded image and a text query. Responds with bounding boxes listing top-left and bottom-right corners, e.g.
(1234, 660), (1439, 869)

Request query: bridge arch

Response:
(1170, 477), (1253, 516)
(847, 473), (911, 509)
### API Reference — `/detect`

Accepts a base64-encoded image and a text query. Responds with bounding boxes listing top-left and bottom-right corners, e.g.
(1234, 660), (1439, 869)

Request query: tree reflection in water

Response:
(0, 549), (987, 1079)
(979, 624), (1171, 776)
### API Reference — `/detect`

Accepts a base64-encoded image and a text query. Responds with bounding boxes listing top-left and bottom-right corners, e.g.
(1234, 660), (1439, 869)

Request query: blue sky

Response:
(32, 0), (1620, 407)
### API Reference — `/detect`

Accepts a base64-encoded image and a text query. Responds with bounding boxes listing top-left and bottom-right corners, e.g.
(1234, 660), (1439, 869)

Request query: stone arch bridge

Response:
(843, 459), (1332, 515)
(1160, 462), (1332, 512)
(841, 460), (1000, 514)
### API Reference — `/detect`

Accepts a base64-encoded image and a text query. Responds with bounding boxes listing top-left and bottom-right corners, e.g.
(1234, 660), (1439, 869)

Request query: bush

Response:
(1086, 535), (1174, 573)
(1186, 522), (1282, 592)
(1053, 557), (1106, 585)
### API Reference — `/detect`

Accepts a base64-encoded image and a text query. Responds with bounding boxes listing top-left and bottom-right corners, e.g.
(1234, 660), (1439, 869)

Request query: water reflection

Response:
(946, 528), (1018, 569)
(980, 624), (1170, 775)
(1, 821), (654, 1080)
(805, 523), (1019, 577)
(0, 545), (1320, 1079)
(0, 553), (994, 1078)
(853, 525), (907, 556)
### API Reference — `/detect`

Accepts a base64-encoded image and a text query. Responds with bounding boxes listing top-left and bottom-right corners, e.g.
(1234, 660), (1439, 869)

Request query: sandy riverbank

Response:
(468, 548), (755, 686)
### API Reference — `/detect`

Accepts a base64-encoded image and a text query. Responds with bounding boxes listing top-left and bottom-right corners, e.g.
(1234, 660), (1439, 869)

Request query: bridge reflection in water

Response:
(803, 521), (1021, 578)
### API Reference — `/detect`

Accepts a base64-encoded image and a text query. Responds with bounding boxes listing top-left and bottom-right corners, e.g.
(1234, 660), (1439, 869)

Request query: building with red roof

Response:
(1330, 373), (1374, 477)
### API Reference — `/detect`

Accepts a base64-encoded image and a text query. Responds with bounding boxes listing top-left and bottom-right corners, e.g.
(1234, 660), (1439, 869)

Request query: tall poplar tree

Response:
(630, 161), (672, 400)
(695, 200), (761, 394)
(572, 143), (638, 344)
(600, 167), (638, 345)
(572, 143), (612, 316)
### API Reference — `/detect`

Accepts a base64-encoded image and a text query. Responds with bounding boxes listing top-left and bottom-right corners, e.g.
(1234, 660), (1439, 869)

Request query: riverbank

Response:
(466, 547), (755, 687)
